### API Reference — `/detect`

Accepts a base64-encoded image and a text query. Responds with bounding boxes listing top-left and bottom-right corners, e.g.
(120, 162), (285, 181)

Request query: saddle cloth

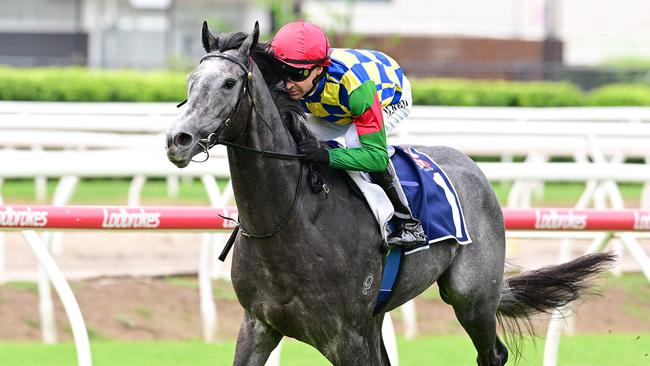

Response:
(348, 145), (472, 247)
(391, 145), (471, 245)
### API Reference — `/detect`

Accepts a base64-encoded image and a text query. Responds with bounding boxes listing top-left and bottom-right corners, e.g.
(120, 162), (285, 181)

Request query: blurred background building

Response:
(0, 0), (265, 69)
(0, 0), (649, 88)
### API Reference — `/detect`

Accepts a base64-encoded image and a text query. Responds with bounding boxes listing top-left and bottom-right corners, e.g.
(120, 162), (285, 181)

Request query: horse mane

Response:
(212, 31), (375, 198)
(215, 31), (309, 140)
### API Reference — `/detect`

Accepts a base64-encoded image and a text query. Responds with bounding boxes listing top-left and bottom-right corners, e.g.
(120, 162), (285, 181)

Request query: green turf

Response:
(490, 182), (643, 207)
(0, 179), (644, 207)
(1, 334), (648, 366)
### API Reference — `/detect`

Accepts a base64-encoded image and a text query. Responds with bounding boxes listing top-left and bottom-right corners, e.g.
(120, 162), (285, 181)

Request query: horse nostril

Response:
(174, 132), (194, 147)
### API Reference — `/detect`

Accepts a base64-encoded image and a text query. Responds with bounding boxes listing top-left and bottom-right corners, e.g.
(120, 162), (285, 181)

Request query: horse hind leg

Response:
(452, 303), (508, 365)
(437, 256), (509, 365)
(233, 311), (283, 366)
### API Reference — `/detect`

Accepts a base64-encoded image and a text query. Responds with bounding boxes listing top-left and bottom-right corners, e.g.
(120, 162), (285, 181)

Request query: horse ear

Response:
(238, 21), (259, 58)
(201, 21), (219, 53)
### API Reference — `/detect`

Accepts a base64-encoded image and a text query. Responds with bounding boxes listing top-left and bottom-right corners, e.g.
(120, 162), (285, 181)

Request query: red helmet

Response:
(270, 20), (331, 69)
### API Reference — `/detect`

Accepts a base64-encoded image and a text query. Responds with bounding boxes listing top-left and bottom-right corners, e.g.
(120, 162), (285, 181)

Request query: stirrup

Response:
(387, 222), (426, 249)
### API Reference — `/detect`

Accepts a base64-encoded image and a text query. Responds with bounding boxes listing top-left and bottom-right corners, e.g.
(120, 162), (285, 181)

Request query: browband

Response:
(201, 52), (252, 79)
(177, 52), (253, 109)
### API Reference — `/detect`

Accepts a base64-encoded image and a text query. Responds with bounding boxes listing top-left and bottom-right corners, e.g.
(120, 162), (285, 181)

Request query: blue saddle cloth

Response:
(375, 146), (473, 314)
(390, 145), (471, 245)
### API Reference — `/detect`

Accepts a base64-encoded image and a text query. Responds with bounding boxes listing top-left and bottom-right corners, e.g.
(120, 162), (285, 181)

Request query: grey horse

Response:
(166, 22), (615, 366)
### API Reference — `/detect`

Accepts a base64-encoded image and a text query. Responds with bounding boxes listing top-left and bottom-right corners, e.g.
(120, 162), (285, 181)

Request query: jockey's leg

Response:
(370, 161), (426, 248)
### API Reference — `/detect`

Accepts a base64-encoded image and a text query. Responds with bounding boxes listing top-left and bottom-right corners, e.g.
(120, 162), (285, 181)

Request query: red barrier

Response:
(503, 208), (650, 231)
(1, 205), (650, 231)
(0, 205), (239, 231)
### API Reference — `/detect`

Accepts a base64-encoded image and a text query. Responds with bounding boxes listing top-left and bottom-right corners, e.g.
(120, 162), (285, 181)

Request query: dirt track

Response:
(1, 232), (649, 341)
(2, 231), (648, 281)
(0, 274), (648, 342)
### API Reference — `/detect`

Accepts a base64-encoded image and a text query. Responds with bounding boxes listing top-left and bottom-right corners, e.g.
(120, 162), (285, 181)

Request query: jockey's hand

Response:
(298, 137), (330, 165)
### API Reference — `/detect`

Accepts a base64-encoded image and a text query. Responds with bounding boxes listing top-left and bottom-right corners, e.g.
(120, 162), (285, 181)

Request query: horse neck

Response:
(227, 73), (302, 234)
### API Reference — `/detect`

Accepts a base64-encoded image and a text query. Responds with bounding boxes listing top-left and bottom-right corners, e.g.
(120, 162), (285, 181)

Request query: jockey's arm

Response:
(328, 80), (389, 172)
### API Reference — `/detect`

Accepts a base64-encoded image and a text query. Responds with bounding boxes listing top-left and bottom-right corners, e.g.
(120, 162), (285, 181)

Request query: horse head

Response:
(166, 21), (260, 168)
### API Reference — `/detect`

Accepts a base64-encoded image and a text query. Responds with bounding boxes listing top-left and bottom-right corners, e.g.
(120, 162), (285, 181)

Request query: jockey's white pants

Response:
(305, 76), (412, 148)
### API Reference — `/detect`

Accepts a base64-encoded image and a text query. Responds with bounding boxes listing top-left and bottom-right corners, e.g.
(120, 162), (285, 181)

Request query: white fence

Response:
(1, 102), (650, 366)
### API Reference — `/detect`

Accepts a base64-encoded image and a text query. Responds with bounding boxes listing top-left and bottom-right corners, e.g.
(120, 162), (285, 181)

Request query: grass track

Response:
(1, 334), (648, 366)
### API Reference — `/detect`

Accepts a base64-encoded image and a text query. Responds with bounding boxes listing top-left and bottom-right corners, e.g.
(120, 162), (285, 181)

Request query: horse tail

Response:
(496, 251), (616, 359)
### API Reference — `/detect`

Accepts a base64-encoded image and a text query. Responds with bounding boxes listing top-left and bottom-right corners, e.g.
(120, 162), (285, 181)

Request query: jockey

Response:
(269, 20), (426, 249)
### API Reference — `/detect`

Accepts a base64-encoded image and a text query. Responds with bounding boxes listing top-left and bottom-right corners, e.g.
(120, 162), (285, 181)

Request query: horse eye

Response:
(223, 79), (237, 89)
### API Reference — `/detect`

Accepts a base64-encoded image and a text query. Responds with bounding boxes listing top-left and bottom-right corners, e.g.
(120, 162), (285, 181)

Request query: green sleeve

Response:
(348, 80), (376, 116)
(328, 80), (388, 172)
(328, 130), (388, 172)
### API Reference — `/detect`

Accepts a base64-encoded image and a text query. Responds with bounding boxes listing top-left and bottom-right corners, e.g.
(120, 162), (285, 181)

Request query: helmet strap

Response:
(305, 67), (326, 97)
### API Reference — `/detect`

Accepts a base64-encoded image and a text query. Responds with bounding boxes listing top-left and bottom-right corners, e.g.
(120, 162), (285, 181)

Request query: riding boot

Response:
(370, 162), (427, 249)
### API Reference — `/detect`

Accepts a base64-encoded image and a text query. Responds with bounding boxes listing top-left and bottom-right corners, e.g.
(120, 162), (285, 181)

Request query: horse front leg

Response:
(319, 317), (389, 366)
(233, 311), (283, 366)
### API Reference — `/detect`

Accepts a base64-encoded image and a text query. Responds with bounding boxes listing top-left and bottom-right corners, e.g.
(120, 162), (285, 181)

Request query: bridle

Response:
(178, 52), (306, 162)
(177, 51), (312, 242)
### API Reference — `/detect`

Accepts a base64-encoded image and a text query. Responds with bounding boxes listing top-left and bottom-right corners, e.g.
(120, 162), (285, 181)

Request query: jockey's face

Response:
(284, 66), (323, 100)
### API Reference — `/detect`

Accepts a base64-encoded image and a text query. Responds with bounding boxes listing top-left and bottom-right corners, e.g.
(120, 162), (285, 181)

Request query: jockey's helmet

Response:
(270, 20), (331, 81)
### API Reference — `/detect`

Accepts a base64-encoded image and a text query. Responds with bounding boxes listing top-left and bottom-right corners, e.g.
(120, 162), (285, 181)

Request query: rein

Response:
(180, 51), (314, 243)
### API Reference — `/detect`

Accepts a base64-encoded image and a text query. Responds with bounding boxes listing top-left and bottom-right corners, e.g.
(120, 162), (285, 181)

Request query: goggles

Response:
(279, 63), (315, 82)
